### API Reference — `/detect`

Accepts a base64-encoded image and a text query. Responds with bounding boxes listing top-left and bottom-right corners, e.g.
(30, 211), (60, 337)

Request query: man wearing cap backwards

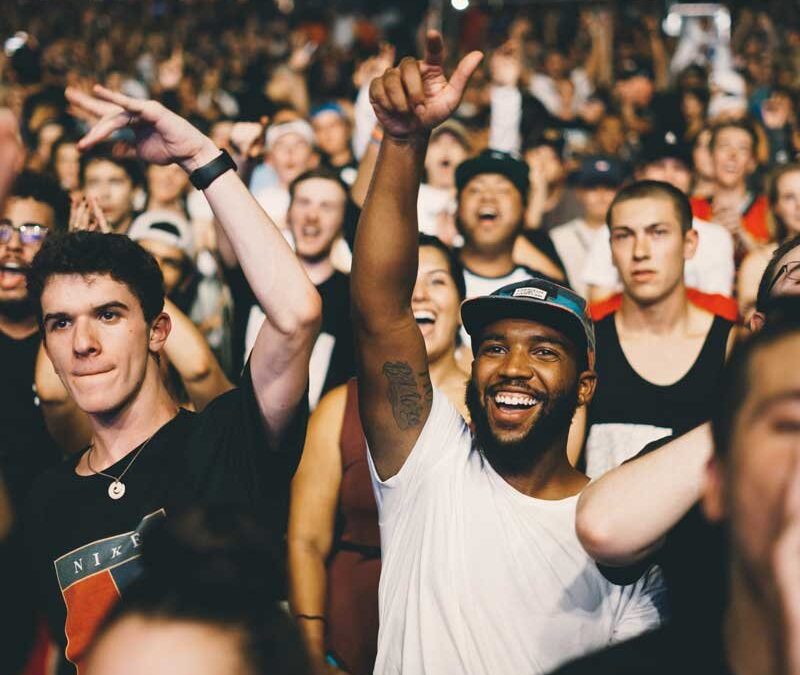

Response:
(353, 32), (665, 675)
(582, 180), (735, 480)
(549, 155), (623, 298)
(582, 131), (736, 301)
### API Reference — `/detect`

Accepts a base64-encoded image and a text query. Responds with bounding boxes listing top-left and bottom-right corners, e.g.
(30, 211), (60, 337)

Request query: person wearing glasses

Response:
(0, 169), (71, 674)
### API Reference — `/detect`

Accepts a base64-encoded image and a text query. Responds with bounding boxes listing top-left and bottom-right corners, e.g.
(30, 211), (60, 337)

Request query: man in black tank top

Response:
(583, 180), (733, 478)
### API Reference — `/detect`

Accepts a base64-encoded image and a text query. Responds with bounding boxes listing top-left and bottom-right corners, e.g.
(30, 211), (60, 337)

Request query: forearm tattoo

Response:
(382, 361), (429, 430)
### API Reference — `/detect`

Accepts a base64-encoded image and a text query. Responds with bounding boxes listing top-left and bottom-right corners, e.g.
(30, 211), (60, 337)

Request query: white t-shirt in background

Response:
(368, 390), (667, 675)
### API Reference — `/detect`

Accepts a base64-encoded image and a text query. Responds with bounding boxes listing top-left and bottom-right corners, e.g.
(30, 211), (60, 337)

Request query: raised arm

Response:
(352, 33), (482, 480)
(66, 85), (321, 446)
(575, 423), (713, 566)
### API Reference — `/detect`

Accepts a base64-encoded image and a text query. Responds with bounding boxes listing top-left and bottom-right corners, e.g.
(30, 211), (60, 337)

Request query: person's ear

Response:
(148, 311), (171, 353)
(683, 226), (699, 260)
(749, 311), (766, 333)
(576, 369), (598, 408)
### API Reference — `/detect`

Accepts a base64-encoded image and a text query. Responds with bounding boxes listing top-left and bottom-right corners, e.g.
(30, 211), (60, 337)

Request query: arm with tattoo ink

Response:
(351, 32), (481, 479)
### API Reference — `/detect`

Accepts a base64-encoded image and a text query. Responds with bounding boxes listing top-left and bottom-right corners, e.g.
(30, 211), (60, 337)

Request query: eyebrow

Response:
(610, 221), (672, 231)
(479, 332), (570, 348)
(753, 389), (800, 417)
(43, 300), (131, 324)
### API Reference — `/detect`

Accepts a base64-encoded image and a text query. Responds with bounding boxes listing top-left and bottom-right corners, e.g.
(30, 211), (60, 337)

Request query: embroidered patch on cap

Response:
(513, 287), (548, 300)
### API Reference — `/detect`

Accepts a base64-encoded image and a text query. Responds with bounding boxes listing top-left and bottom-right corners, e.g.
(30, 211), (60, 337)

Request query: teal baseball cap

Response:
(461, 276), (596, 369)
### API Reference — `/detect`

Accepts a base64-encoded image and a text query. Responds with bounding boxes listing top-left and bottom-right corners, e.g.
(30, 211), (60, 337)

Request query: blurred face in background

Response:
(311, 111), (351, 161)
(82, 159), (135, 232)
(711, 127), (756, 189)
(147, 164), (189, 208)
(53, 142), (80, 192)
(270, 133), (313, 187)
(458, 173), (523, 254)
(524, 145), (564, 188)
(577, 184), (617, 226)
(426, 132), (469, 190)
(594, 116), (625, 156)
(287, 177), (346, 263)
(773, 169), (800, 239)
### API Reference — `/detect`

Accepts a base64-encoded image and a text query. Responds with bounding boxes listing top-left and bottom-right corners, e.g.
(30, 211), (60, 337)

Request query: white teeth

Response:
(478, 208), (497, 218)
(494, 392), (537, 407)
(414, 310), (436, 323)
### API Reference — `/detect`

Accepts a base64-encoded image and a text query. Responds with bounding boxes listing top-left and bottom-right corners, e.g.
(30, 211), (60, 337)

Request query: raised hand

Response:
(65, 85), (217, 172)
(368, 31), (482, 140)
(69, 194), (111, 233)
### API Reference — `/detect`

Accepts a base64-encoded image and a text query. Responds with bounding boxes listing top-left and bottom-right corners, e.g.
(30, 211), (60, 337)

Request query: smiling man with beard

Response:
(352, 32), (666, 675)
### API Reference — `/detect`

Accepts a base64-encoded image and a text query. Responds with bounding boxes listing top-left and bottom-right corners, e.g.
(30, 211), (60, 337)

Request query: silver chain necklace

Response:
(86, 434), (155, 500)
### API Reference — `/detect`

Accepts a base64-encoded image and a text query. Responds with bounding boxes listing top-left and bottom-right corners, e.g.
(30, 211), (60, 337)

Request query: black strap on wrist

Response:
(189, 149), (236, 190)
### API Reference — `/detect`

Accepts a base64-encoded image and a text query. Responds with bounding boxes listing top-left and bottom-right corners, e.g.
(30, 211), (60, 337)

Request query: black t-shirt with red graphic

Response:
(23, 363), (307, 675)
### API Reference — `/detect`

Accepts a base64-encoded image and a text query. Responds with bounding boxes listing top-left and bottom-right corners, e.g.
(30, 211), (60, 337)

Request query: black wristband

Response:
(188, 149), (236, 190)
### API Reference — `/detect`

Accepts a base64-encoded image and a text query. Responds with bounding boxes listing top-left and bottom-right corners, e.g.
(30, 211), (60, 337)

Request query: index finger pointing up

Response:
(424, 30), (444, 68)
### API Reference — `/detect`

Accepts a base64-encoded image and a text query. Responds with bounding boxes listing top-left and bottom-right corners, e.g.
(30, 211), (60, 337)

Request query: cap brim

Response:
(461, 295), (589, 357)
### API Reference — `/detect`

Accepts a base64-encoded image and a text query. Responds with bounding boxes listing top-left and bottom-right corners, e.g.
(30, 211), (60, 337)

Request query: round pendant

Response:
(108, 481), (126, 500)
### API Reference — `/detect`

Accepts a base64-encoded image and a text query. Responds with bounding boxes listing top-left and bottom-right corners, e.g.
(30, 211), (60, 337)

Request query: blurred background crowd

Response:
(4, 0), (800, 673)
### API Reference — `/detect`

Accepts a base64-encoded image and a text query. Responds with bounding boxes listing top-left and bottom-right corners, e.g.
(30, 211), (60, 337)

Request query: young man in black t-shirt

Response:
(583, 180), (734, 478)
(25, 86), (321, 674)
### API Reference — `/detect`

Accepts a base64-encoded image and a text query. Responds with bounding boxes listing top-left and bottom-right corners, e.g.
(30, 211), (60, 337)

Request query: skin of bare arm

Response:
(350, 128), (381, 209)
(575, 422), (713, 565)
(287, 384), (347, 674)
(351, 32), (482, 480)
(161, 297), (233, 410)
(66, 84), (321, 447)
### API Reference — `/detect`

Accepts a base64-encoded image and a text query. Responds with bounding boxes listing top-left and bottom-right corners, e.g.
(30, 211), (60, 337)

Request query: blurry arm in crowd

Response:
(214, 119), (269, 268)
(350, 125), (381, 209)
(512, 236), (566, 281)
(576, 423), (713, 566)
(352, 45), (396, 160)
(287, 386), (347, 674)
(352, 33), (482, 480)
(644, 15), (670, 91)
(66, 85), (321, 446)
(582, 10), (613, 89)
(488, 43), (523, 155)
(161, 298), (234, 410)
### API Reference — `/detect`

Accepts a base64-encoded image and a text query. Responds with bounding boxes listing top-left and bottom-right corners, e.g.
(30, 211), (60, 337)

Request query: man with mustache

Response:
(351, 32), (666, 675)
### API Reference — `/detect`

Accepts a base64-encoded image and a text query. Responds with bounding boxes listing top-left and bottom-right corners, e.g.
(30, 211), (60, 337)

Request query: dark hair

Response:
(712, 309), (800, 457)
(767, 163), (800, 242)
(418, 233), (467, 301)
(28, 231), (164, 327)
(79, 142), (145, 188)
(9, 170), (71, 232)
(606, 179), (693, 233)
(709, 118), (759, 155)
(288, 167), (349, 201)
(92, 508), (310, 675)
(755, 234), (800, 313)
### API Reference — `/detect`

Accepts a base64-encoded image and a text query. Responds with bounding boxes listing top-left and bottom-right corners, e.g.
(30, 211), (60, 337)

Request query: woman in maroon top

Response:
(288, 236), (468, 675)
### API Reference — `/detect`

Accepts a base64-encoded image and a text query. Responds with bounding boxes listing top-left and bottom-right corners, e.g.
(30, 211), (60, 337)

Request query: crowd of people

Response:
(3, 1), (800, 674)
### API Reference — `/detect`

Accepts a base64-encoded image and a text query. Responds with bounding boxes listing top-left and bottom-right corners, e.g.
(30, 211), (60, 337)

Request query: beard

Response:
(466, 378), (579, 476)
(0, 294), (34, 322)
